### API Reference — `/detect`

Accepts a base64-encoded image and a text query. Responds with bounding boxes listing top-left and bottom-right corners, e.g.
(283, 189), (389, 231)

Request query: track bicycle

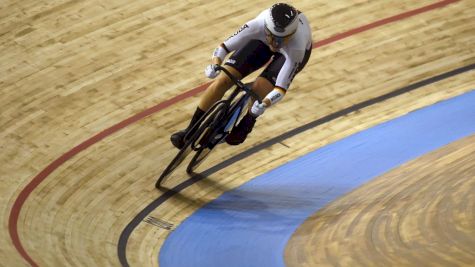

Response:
(156, 65), (262, 188)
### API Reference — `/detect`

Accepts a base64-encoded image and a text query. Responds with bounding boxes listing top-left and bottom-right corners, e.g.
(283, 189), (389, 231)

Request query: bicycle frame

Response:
(156, 65), (262, 188)
(215, 65), (262, 131)
(223, 90), (252, 132)
(188, 66), (260, 151)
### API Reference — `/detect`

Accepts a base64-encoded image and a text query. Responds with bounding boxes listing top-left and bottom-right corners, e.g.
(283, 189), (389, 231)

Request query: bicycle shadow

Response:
(156, 171), (235, 205)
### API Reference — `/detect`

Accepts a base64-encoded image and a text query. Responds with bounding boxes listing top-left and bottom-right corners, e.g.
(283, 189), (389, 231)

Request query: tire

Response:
(155, 139), (193, 188)
(186, 103), (228, 174)
(186, 141), (212, 174)
(155, 101), (227, 188)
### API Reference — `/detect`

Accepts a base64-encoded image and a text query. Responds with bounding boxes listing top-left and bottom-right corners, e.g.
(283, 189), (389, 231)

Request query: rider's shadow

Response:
(156, 164), (348, 233)
(164, 175), (340, 233)
(156, 171), (235, 208)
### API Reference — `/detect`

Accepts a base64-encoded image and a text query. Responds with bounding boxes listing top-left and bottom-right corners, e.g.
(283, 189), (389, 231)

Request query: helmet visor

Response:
(264, 25), (294, 48)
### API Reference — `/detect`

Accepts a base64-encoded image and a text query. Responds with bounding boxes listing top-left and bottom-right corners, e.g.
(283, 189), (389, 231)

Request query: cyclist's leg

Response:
(198, 66), (241, 112)
(225, 52), (282, 145)
(226, 48), (311, 145)
(223, 76), (274, 146)
(251, 77), (274, 103)
(253, 47), (312, 106)
(172, 40), (273, 149)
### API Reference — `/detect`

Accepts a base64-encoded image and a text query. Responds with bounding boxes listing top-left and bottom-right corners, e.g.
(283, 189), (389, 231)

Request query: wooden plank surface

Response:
(1, 0), (474, 266)
(285, 134), (475, 267)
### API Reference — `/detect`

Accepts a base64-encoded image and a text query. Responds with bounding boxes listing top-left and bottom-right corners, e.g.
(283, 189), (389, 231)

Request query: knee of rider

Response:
(252, 78), (273, 100)
(214, 75), (233, 93)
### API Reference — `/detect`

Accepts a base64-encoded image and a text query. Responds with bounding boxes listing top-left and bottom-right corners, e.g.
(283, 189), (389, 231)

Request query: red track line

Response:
(7, 81), (210, 267)
(313, 0), (458, 48)
(8, 1), (459, 266)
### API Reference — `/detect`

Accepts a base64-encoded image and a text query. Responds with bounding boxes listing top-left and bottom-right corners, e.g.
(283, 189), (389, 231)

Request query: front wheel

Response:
(186, 104), (229, 174)
(155, 140), (193, 188)
(186, 146), (213, 174)
(155, 101), (227, 188)
(156, 115), (216, 188)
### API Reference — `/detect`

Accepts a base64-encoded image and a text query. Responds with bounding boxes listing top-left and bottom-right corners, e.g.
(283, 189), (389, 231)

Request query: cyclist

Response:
(171, 2), (313, 149)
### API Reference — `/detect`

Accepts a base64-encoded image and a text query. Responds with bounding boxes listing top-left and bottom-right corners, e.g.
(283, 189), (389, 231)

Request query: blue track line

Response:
(160, 90), (475, 267)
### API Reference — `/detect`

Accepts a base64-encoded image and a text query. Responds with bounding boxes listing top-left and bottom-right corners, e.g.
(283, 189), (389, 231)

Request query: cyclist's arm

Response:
(262, 88), (286, 107)
(263, 49), (305, 107)
(211, 15), (263, 64)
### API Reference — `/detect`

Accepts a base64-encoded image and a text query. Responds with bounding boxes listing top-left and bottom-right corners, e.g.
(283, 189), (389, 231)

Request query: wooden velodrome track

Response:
(1, 0), (474, 266)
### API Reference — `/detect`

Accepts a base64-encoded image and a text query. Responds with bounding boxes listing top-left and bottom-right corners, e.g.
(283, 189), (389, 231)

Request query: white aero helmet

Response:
(264, 3), (299, 38)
